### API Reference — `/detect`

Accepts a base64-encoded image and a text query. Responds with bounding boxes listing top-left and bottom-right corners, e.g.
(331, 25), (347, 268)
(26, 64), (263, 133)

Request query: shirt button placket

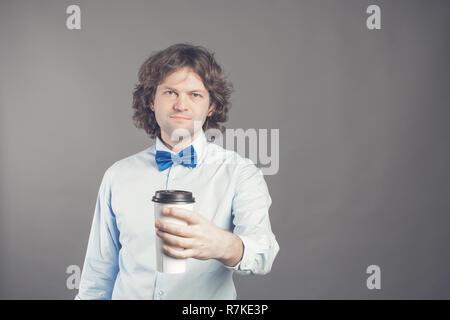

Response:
(171, 164), (177, 180)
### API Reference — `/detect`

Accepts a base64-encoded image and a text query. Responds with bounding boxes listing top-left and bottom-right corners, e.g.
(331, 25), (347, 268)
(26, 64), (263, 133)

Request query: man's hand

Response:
(155, 207), (244, 267)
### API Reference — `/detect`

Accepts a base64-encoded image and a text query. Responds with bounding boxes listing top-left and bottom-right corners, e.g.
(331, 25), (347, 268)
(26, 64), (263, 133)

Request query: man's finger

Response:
(155, 220), (194, 237)
(163, 245), (196, 259)
(163, 207), (201, 225)
(157, 230), (195, 249)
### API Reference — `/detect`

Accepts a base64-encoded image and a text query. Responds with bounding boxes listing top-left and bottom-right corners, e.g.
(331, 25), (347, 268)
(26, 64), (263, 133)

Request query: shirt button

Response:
(158, 290), (164, 296)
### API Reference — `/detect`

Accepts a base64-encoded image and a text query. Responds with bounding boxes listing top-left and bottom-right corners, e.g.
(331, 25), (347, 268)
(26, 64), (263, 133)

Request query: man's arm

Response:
(224, 159), (280, 275)
(75, 167), (120, 300)
(154, 159), (279, 274)
(217, 231), (244, 267)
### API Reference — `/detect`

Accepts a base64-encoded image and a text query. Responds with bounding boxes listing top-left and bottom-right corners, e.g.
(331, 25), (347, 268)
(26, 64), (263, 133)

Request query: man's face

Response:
(150, 67), (214, 141)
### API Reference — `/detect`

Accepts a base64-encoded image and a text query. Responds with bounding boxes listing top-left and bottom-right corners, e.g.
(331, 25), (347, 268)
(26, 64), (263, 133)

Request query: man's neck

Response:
(160, 130), (200, 153)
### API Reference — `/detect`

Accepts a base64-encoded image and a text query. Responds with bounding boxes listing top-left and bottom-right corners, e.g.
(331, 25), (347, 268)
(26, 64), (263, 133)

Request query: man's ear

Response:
(150, 103), (155, 112)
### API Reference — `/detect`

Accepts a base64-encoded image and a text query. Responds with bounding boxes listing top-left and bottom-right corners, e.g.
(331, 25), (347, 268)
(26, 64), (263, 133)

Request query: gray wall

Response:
(1, 0), (449, 299)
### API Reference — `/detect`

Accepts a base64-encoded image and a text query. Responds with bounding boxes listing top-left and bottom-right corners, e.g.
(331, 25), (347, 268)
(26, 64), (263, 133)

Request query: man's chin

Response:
(167, 127), (195, 141)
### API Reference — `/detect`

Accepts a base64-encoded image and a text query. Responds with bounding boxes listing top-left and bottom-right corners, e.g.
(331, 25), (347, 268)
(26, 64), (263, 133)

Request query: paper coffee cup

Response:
(152, 190), (195, 274)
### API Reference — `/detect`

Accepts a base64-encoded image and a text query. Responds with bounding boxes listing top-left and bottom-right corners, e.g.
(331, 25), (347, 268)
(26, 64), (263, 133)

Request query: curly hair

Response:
(132, 43), (233, 140)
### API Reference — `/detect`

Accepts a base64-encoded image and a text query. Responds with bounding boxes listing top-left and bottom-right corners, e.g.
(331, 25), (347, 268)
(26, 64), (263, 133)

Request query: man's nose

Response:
(174, 93), (188, 111)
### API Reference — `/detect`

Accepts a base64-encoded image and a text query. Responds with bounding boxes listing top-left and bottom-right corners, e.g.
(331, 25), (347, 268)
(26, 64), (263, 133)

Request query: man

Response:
(76, 43), (279, 299)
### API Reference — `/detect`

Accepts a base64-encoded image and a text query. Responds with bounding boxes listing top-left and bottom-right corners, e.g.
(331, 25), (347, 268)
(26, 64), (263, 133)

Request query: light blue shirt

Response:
(75, 130), (279, 300)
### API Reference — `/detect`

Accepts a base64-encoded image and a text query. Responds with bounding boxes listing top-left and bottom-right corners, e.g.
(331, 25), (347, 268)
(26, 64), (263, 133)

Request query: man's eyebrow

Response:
(160, 86), (177, 91)
(160, 86), (207, 93)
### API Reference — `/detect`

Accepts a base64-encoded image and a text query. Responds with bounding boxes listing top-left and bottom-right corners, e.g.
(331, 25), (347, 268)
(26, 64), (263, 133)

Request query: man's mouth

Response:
(170, 115), (191, 120)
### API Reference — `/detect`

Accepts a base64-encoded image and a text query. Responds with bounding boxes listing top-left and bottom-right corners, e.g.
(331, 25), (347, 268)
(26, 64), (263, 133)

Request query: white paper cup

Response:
(152, 190), (195, 274)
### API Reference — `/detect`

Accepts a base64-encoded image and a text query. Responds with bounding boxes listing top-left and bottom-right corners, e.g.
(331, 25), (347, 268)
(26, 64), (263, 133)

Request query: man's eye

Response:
(192, 93), (202, 98)
(166, 90), (176, 95)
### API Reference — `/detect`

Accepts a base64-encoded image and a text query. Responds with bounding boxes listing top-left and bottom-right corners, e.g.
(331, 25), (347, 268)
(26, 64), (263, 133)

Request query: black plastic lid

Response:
(152, 190), (195, 204)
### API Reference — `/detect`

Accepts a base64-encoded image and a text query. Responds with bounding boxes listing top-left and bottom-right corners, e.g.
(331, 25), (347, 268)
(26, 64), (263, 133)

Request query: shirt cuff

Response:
(223, 234), (253, 275)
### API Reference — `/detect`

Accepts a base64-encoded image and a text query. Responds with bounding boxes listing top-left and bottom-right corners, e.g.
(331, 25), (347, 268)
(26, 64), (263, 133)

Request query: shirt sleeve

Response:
(224, 159), (280, 275)
(75, 166), (121, 299)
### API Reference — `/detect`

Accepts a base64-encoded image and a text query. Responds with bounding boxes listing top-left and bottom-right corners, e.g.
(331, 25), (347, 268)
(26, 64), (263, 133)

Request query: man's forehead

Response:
(159, 67), (207, 91)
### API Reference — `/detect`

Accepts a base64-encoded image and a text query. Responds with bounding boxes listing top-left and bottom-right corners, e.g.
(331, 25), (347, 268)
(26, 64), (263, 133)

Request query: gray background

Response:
(1, 0), (449, 299)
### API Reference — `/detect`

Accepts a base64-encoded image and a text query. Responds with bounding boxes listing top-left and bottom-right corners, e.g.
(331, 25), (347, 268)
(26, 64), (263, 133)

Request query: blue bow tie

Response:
(155, 145), (197, 171)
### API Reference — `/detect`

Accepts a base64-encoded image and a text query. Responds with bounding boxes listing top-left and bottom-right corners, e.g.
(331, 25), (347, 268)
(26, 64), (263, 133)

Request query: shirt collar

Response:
(155, 130), (208, 166)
